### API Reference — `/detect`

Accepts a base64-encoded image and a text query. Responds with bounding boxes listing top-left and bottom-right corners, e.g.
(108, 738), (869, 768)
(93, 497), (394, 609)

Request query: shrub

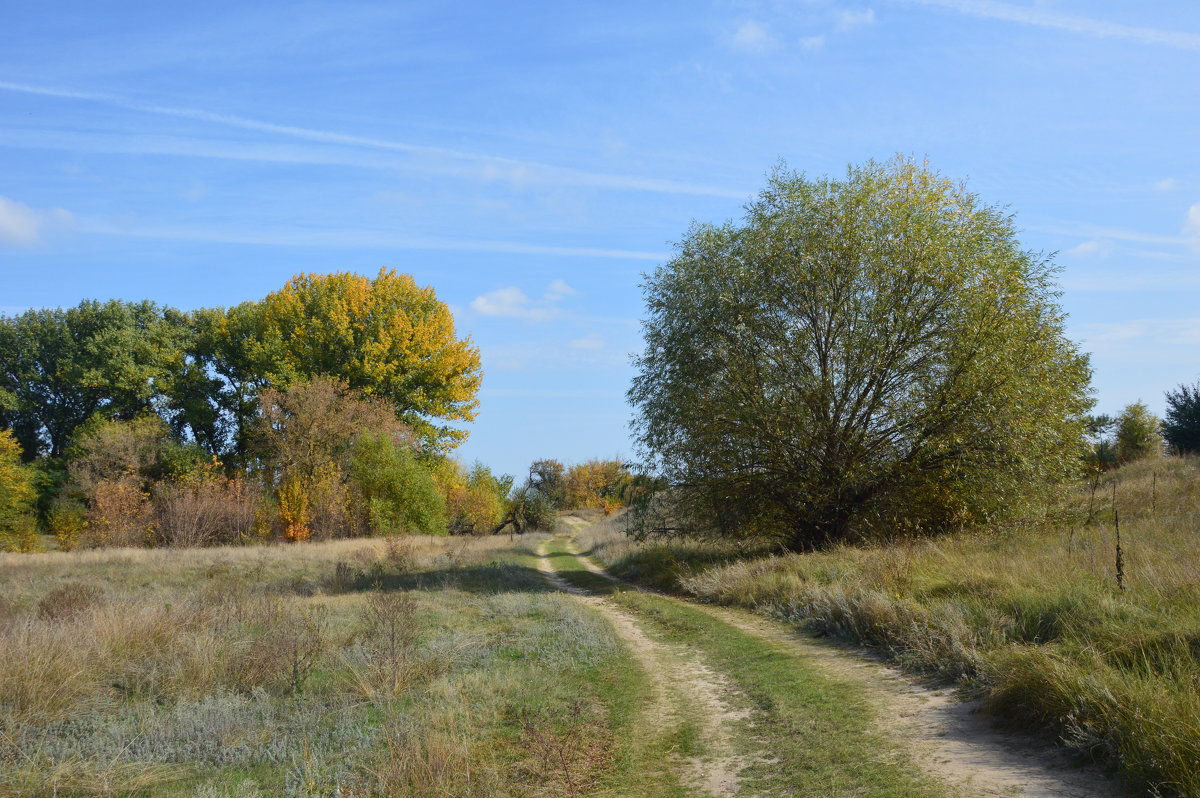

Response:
(278, 475), (312, 542)
(86, 476), (154, 547)
(38, 582), (105, 621)
(47, 499), (88, 551)
(154, 469), (258, 547)
(563, 459), (631, 511)
(65, 414), (174, 498)
(509, 486), (557, 532)
(251, 376), (415, 486)
(306, 461), (350, 539)
(444, 461), (510, 535)
(1115, 401), (1163, 463)
(349, 433), (446, 536)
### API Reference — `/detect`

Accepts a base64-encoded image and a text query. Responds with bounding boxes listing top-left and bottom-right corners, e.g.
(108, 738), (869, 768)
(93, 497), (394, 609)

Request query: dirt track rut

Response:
(548, 536), (1125, 798)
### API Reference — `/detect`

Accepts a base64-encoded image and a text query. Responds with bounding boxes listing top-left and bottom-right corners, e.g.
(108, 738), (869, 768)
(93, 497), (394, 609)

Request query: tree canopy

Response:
(0, 270), (480, 460)
(1163, 381), (1200, 455)
(628, 158), (1092, 550)
(257, 269), (482, 452)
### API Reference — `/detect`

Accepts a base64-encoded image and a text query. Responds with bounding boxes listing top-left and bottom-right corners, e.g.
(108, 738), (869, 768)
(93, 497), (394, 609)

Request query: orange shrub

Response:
(87, 476), (153, 547)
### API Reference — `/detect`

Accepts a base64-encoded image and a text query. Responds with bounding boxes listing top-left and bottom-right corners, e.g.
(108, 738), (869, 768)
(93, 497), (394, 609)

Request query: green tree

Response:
(182, 302), (278, 462)
(257, 269), (482, 452)
(1085, 414), (1118, 470)
(0, 301), (189, 459)
(1115, 401), (1162, 463)
(527, 459), (566, 509)
(629, 158), (1092, 550)
(349, 432), (446, 535)
(1163, 381), (1200, 455)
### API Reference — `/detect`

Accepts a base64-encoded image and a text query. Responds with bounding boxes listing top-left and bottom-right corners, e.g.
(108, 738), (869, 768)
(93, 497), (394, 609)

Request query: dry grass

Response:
(583, 457), (1200, 797)
(0, 532), (627, 797)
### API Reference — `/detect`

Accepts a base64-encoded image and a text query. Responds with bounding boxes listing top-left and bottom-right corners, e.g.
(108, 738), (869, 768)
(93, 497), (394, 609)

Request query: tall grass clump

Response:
(585, 457), (1200, 797)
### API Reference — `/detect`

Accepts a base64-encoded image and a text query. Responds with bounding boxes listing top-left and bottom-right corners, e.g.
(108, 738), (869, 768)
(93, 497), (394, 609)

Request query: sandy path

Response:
(563, 539), (1126, 798)
(535, 541), (762, 797)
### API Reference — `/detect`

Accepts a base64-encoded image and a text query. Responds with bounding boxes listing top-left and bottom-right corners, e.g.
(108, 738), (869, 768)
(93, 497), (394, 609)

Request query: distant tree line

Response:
(0, 269), (638, 552)
(1085, 384), (1200, 470)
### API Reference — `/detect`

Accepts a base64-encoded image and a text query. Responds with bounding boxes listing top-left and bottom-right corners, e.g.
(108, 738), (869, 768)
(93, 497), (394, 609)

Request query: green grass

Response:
(544, 537), (947, 797)
(578, 457), (1200, 797)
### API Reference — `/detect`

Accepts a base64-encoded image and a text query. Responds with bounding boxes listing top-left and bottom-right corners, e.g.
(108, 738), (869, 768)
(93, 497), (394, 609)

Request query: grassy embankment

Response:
(577, 457), (1200, 798)
(0, 534), (681, 798)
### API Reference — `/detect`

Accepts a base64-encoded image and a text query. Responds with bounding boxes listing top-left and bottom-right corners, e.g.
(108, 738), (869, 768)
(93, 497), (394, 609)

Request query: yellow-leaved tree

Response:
(0, 429), (38, 551)
(258, 269), (482, 452)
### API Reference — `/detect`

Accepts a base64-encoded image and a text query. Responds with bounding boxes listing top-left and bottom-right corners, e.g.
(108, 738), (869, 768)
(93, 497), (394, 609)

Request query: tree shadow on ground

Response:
(320, 561), (559, 596)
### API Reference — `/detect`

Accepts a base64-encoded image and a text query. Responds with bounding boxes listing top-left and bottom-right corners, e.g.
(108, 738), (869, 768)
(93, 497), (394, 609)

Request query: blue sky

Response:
(1, 0), (1198, 477)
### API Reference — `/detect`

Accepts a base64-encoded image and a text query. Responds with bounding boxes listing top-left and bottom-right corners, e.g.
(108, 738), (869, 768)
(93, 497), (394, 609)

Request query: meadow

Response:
(0, 534), (642, 797)
(579, 457), (1200, 797)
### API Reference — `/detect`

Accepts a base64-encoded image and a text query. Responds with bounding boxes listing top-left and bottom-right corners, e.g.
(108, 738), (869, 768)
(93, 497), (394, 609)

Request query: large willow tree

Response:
(628, 158), (1091, 550)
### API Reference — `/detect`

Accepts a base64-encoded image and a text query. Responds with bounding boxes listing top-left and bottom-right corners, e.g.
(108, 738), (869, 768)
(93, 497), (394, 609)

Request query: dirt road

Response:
(537, 534), (1124, 798)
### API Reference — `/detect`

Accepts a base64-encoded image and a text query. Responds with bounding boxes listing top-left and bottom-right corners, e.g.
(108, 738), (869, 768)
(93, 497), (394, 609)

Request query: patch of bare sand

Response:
(536, 541), (761, 797)
(566, 541), (1126, 798)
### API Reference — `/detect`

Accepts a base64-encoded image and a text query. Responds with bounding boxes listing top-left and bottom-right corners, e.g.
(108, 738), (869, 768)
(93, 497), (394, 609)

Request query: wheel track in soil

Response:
(535, 539), (763, 797)
(549, 533), (1127, 798)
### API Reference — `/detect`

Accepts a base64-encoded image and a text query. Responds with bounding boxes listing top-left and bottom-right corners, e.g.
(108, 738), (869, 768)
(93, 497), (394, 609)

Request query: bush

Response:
(47, 499), (88, 551)
(349, 433), (446, 536)
(509, 486), (557, 532)
(1115, 401), (1163, 463)
(563, 459), (631, 511)
(444, 461), (510, 535)
(38, 583), (105, 621)
(154, 469), (259, 547)
(277, 475), (312, 542)
(86, 476), (154, 547)
(65, 415), (174, 498)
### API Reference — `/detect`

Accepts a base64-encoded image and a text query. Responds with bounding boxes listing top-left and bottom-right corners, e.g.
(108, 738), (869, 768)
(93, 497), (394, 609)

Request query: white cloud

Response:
(1061, 268), (1200, 293)
(903, 0), (1200, 52)
(469, 281), (580, 321)
(1154, 178), (1178, 191)
(1065, 239), (1114, 259)
(0, 195), (73, 248)
(545, 279), (577, 301)
(1077, 318), (1200, 347)
(1031, 221), (1190, 247)
(731, 20), (778, 54)
(800, 34), (826, 50)
(0, 197), (41, 247)
(836, 9), (876, 31)
(77, 219), (668, 260)
(568, 333), (606, 351)
(1184, 203), (1200, 240)
(0, 80), (749, 200)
